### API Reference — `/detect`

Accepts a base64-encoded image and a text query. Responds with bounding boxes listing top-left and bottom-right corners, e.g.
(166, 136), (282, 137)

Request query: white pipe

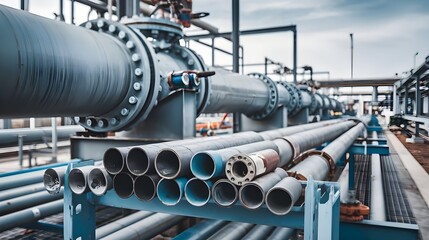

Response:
(370, 131), (386, 221)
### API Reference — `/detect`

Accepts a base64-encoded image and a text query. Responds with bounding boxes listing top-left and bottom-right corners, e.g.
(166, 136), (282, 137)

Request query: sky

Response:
(1, 0), (428, 80)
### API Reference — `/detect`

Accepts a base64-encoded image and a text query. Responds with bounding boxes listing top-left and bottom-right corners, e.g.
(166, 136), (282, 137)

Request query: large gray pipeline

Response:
(0, 5), (342, 133)
(0, 183), (45, 201)
(100, 213), (185, 240)
(0, 189), (63, 215)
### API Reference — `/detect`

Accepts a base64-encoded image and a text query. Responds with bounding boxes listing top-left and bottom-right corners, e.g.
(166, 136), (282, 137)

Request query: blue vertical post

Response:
(63, 161), (96, 240)
(304, 176), (320, 240)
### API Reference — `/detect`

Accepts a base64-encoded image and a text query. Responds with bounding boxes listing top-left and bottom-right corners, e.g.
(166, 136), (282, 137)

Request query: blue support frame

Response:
(63, 163), (341, 240)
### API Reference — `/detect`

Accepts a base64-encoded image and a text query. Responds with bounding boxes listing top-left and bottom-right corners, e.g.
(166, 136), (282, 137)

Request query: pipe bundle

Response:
(63, 119), (365, 217)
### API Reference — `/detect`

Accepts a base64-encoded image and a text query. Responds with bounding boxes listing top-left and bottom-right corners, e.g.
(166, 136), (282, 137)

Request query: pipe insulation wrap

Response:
(0, 5), (132, 118)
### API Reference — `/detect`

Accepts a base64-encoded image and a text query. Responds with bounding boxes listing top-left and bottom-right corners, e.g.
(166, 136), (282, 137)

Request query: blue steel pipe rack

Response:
(60, 130), (419, 240)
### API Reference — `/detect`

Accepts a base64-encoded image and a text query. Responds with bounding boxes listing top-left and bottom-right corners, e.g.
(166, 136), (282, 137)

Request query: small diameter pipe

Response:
(0, 166), (66, 191)
(242, 225), (275, 240)
(191, 140), (277, 180)
(103, 147), (129, 175)
(100, 213), (186, 240)
(173, 219), (228, 240)
(370, 130), (386, 221)
(239, 168), (288, 209)
(225, 149), (279, 186)
(0, 189), (63, 215)
(265, 177), (302, 215)
(43, 168), (66, 195)
(0, 199), (63, 232)
(184, 178), (214, 206)
(96, 211), (154, 239)
(68, 166), (97, 195)
(338, 163), (354, 204)
(88, 167), (113, 196)
(212, 179), (239, 207)
(207, 222), (254, 240)
(0, 183), (45, 201)
(157, 177), (187, 206)
(113, 172), (135, 199)
(267, 227), (295, 240)
(155, 132), (264, 179)
(134, 174), (161, 201)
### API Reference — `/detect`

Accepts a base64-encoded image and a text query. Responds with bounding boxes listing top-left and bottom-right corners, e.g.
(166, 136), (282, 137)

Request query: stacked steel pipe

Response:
(63, 119), (365, 217)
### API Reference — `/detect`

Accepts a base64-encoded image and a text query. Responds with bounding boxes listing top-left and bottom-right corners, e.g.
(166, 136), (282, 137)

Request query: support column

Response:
(232, 0), (241, 133)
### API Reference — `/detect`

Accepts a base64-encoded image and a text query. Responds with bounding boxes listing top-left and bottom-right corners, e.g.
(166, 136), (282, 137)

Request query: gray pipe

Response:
(68, 166), (98, 195)
(191, 140), (277, 180)
(126, 132), (254, 177)
(173, 219), (228, 240)
(113, 172), (135, 199)
(133, 174), (160, 201)
(0, 5), (132, 118)
(265, 177), (302, 215)
(0, 125), (83, 147)
(288, 121), (368, 180)
(241, 225), (275, 240)
(96, 211), (154, 239)
(157, 177), (187, 206)
(0, 183), (45, 202)
(43, 168), (66, 195)
(267, 227), (295, 240)
(207, 222), (254, 240)
(100, 213), (185, 240)
(239, 168), (287, 209)
(1, 166), (67, 191)
(212, 179), (239, 207)
(155, 132), (264, 179)
(0, 189), (63, 215)
(370, 131), (386, 221)
(226, 149), (279, 186)
(184, 178), (214, 206)
(103, 147), (130, 175)
(0, 199), (63, 232)
(88, 167), (113, 196)
(338, 163), (354, 204)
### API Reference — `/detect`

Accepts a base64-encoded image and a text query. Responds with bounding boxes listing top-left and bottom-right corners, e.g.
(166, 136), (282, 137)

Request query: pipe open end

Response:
(113, 172), (134, 199)
(134, 175), (158, 201)
(103, 148), (125, 174)
(191, 152), (219, 180)
(266, 188), (293, 215)
(157, 178), (182, 206)
(88, 168), (111, 196)
(43, 168), (62, 194)
(239, 184), (264, 209)
(185, 178), (211, 206)
(126, 147), (150, 176)
(155, 150), (181, 179)
(68, 168), (88, 195)
(212, 180), (238, 207)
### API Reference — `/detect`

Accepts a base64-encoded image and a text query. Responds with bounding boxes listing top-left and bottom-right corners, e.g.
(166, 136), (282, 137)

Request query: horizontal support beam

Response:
(340, 220), (419, 240)
(318, 78), (398, 87)
(349, 144), (390, 155)
(184, 25), (296, 41)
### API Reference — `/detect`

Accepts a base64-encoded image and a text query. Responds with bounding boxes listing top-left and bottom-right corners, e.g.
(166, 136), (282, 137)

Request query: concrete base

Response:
(406, 135), (425, 143)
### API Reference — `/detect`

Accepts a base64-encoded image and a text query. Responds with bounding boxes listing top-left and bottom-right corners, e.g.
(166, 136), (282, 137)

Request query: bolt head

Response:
(126, 41), (135, 49)
(110, 118), (118, 125)
(128, 96), (137, 104)
(97, 20), (104, 28)
(134, 68), (142, 77)
(86, 119), (93, 126)
(188, 59), (194, 66)
(118, 31), (126, 39)
(121, 108), (129, 116)
(97, 120), (105, 127)
(85, 22), (92, 29)
(133, 82), (141, 91)
(108, 25), (116, 33)
(132, 54), (140, 62)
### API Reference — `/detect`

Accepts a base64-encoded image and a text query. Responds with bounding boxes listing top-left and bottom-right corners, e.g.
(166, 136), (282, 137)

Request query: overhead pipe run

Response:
(0, 5), (342, 134)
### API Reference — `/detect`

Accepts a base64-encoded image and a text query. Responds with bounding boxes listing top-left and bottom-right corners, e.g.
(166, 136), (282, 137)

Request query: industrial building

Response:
(0, 0), (428, 239)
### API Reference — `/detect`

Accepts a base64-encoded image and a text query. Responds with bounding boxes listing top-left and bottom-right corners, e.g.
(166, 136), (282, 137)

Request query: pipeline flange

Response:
(277, 82), (300, 115)
(246, 73), (278, 120)
(77, 19), (159, 132)
(300, 88), (318, 115)
(288, 83), (303, 116)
